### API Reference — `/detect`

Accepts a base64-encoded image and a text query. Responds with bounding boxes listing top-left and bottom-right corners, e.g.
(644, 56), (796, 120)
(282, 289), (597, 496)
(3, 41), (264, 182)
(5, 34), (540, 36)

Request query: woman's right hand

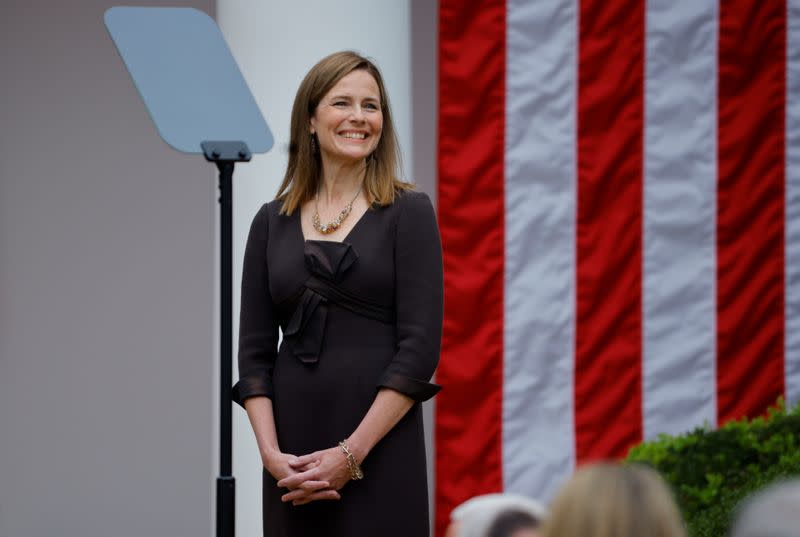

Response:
(262, 448), (341, 502)
(262, 448), (303, 481)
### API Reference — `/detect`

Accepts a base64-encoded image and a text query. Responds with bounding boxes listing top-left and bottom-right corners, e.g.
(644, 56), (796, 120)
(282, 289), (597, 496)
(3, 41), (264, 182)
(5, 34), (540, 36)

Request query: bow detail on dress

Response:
(283, 241), (359, 364)
(303, 240), (359, 282)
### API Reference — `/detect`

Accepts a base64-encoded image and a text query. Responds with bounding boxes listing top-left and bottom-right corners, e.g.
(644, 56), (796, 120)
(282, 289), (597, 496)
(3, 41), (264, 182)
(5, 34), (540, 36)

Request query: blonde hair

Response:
(542, 463), (686, 537)
(277, 51), (412, 214)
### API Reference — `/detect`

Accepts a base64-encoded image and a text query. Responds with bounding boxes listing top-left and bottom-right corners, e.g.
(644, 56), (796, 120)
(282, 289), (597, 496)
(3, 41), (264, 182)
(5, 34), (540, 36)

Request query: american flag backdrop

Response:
(433, 0), (800, 535)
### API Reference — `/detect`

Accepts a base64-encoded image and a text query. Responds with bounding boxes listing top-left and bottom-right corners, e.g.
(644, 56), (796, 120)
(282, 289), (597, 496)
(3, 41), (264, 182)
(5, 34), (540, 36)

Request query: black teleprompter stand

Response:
(203, 141), (252, 537)
(105, 8), (274, 536)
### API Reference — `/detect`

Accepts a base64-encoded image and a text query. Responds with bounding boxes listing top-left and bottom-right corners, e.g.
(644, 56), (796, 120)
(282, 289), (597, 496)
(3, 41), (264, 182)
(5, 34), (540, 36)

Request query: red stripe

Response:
(575, 0), (644, 462)
(435, 0), (505, 535)
(717, 0), (786, 424)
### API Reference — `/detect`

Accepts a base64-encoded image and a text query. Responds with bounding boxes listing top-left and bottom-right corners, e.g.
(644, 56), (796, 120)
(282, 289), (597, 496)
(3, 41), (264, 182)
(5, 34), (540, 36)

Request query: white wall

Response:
(217, 1), (437, 534)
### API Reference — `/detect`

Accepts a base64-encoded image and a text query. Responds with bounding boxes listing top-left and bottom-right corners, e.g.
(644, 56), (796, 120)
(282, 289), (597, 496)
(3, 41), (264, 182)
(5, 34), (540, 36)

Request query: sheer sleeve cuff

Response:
(377, 372), (441, 402)
(231, 377), (273, 408)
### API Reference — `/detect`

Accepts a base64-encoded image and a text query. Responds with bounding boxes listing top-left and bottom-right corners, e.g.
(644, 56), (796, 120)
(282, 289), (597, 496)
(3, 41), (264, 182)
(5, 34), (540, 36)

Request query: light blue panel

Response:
(105, 7), (272, 154)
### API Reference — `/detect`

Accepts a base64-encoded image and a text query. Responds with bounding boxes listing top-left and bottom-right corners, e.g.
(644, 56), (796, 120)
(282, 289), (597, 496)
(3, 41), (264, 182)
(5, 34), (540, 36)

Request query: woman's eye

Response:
(333, 101), (348, 107)
(364, 103), (380, 110)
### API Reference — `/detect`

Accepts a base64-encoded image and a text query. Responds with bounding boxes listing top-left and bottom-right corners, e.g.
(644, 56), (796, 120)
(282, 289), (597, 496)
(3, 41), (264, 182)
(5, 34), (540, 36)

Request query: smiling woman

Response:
(232, 51), (444, 537)
(276, 52), (411, 220)
(310, 70), (383, 166)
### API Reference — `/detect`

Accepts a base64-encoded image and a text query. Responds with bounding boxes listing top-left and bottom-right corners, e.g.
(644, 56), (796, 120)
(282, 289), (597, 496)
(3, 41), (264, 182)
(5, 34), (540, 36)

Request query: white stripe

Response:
(504, 0), (577, 500)
(786, 0), (800, 408)
(642, 0), (718, 438)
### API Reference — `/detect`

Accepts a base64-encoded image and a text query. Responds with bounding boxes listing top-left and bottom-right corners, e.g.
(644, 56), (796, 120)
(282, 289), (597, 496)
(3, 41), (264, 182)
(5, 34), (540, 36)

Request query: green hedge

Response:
(626, 399), (800, 537)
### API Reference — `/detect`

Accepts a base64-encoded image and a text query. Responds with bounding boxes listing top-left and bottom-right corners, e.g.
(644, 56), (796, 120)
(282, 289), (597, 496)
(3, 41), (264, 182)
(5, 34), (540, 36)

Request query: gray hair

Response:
(731, 480), (800, 537)
(451, 493), (546, 537)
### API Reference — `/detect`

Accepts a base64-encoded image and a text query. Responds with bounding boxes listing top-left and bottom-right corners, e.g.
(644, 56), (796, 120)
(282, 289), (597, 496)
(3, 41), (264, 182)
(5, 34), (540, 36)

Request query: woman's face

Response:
(310, 69), (383, 166)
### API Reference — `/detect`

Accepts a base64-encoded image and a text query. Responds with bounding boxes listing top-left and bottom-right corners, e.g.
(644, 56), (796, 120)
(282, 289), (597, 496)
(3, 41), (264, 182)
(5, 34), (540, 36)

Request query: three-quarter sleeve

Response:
(231, 204), (279, 407)
(377, 191), (444, 402)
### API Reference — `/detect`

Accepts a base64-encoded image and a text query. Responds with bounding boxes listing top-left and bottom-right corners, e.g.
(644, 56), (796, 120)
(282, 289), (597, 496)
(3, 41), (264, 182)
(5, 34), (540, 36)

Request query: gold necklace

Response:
(312, 183), (363, 234)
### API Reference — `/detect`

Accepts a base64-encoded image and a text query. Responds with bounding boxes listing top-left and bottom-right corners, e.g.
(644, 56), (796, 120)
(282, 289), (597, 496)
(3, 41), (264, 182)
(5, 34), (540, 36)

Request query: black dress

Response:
(232, 190), (443, 537)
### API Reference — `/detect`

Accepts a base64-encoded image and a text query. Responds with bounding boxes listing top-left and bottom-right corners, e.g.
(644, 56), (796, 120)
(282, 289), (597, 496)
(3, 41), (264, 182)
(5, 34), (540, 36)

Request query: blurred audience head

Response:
(446, 493), (546, 537)
(730, 479), (800, 537)
(486, 508), (541, 537)
(541, 462), (685, 537)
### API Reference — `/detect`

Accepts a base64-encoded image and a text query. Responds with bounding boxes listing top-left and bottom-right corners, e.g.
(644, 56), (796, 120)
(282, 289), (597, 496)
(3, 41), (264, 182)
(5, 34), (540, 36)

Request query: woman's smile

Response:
(338, 131), (368, 140)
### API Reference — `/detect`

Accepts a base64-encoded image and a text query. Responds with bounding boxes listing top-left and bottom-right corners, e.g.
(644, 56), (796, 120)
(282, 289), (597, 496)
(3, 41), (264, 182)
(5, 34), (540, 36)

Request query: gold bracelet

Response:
(338, 440), (364, 480)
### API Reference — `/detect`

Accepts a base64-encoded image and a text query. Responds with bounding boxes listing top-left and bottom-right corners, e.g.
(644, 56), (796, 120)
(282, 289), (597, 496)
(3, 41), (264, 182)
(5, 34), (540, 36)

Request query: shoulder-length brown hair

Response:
(276, 51), (413, 215)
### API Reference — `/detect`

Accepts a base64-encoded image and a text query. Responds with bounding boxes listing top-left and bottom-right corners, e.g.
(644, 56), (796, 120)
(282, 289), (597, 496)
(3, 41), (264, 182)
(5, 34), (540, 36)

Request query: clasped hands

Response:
(265, 446), (353, 506)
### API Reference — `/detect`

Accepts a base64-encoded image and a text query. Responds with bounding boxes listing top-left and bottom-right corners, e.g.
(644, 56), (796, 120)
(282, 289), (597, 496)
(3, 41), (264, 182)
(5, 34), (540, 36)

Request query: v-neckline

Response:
(297, 204), (371, 245)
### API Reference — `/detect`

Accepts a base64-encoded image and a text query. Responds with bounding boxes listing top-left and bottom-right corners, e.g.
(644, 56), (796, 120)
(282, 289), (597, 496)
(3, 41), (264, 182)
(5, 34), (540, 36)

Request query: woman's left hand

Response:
(277, 447), (353, 505)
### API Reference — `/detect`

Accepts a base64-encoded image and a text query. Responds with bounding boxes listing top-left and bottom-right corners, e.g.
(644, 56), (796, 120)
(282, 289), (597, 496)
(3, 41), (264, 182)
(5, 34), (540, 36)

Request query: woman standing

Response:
(232, 51), (443, 536)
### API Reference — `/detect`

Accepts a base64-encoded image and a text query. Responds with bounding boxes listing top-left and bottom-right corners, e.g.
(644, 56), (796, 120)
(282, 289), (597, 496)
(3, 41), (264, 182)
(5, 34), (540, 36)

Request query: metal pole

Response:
(216, 160), (235, 537)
